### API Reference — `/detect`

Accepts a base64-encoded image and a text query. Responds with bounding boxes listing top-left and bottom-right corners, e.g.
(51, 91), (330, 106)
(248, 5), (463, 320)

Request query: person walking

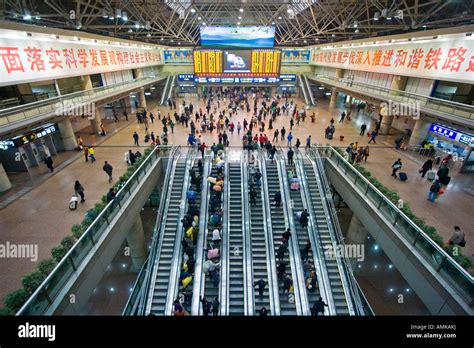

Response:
(287, 132), (293, 147)
(420, 159), (434, 178)
(305, 136), (311, 150)
(290, 118), (294, 130)
(300, 209), (309, 228)
(282, 228), (292, 244)
(339, 111), (346, 123)
(88, 147), (96, 163)
(123, 110), (128, 121)
(368, 130), (378, 144)
(83, 145), (89, 163)
(273, 129), (279, 143)
(212, 297), (219, 316)
(311, 296), (328, 316)
(295, 138), (301, 150)
(270, 145), (277, 163)
(360, 123), (367, 136)
(44, 156), (54, 173)
(274, 190), (282, 207)
(280, 126), (286, 141)
(287, 147), (294, 166)
(133, 131), (139, 146)
(282, 275), (292, 294)
(391, 158), (402, 178)
(276, 242), (287, 261)
(249, 188), (257, 206)
(254, 279), (267, 296)
(74, 180), (85, 203)
(103, 161), (113, 183)
(362, 146), (370, 162)
(149, 112), (155, 124)
(428, 179), (442, 202)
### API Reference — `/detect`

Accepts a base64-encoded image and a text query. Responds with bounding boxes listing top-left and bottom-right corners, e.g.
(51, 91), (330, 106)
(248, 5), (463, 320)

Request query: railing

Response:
(0, 75), (167, 126)
(307, 149), (367, 315)
(306, 73), (474, 121)
(141, 147), (181, 315)
(219, 149), (231, 315)
(160, 75), (171, 106)
(123, 259), (149, 316)
(313, 145), (474, 305)
(17, 145), (173, 316)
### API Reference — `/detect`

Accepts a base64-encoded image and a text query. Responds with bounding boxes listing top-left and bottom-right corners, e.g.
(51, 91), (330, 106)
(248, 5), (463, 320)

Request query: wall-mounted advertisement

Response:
(200, 26), (275, 48)
(310, 37), (474, 84)
(0, 29), (164, 87)
(282, 49), (311, 64)
(223, 50), (252, 73)
(164, 49), (193, 64)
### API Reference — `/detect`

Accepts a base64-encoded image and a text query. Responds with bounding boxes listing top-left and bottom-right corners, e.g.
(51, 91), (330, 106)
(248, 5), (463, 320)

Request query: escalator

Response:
(303, 74), (315, 106)
(263, 159), (298, 315)
(227, 162), (246, 315)
(160, 74), (172, 106)
(302, 155), (352, 315)
(147, 159), (188, 314)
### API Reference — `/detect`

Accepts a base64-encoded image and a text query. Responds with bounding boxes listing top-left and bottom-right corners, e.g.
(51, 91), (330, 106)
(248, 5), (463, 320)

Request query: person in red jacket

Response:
(200, 142), (207, 158)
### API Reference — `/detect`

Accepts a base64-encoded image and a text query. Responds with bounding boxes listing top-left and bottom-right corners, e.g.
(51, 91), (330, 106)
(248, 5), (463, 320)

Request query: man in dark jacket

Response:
(312, 297), (328, 316)
(103, 161), (113, 183)
(253, 279), (267, 296)
(287, 147), (294, 166)
(300, 209), (309, 228)
(274, 191), (282, 207)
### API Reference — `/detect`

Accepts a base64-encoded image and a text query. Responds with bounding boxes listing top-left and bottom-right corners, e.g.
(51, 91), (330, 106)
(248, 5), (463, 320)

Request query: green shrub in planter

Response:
(60, 236), (76, 250)
(4, 289), (29, 312)
(85, 208), (99, 221)
(71, 224), (84, 239)
(22, 271), (46, 294)
(38, 258), (57, 276)
(81, 218), (93, 231)
(51, 244), (68, 262)
(0, 307), (13, 316)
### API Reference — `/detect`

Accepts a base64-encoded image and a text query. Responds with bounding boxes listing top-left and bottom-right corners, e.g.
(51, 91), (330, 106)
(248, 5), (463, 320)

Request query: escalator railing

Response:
(293, 150), (336, 315)
(298, 74), (310, 106)
(164, 150), (197, 315)
(160, 74), (171, 106)
(303, 75), (315, 106)
(307, 148), (367, 315)
(276, 148), (309, 315)
(258, 152), (281, 316)
(166, 74), (176, 104)
(141, 147), (183, 314)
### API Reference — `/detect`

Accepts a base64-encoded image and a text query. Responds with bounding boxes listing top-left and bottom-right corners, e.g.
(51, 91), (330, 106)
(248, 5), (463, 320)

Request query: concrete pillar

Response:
(57, 118), (78, 150)
(134, 68), (143, 79)
(80, 75), (93, 90)
(16, 83), (33, 95)
(139, 89), (147, 108)
(408, 117), (432, 148)
(329, 89), (338, 108)
(378, 104), (393, 135)
(346, 214), (368, 269)
(335, 68), (344, 79)
(0, 162), (12, 192)
(90, 107), (102, 135)
(389, 75), (408, 95)
(126, 215), (147, 272)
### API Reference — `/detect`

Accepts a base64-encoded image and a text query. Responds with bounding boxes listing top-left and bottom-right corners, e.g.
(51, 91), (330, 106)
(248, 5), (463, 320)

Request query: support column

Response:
(90, 107), (102, 135)
(57, 118), (78, 150)
(389, 75), (408, 96)
(329, 89), (338, 108)
(346, 214), (368, 269)
(126, 215), (147, 272)
(80, 75), (93, 90)
(408, 117), (432, 147)
(378, 104), (393, 135)
(335, 68), (344, 79)
(139, 88), (147, 108)
(0, 162), (12, 192)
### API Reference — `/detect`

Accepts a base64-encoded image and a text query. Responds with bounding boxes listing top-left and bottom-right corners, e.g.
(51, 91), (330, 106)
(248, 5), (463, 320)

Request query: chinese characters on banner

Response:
(310, 39), (474, 84)
(0, 36), (163, 86)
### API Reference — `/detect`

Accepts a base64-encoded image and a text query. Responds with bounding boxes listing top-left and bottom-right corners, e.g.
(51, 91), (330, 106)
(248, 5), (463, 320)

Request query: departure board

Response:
(251, 49), (281, 75)
(193, 49), (281, 77)
(193, 50), (223, 74)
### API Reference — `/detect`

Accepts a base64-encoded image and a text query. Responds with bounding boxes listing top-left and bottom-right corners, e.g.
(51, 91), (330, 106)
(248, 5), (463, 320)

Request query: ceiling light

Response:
(315, 38), (319, 41)
(287, 9), (293, 13)
(108, 16), (115, 20)
(278, 16), (282, 20)
(405, 288), (410, 293)
(35, 16), (41, 20)
(190, 8), (196, 13)
(122, 12), (128, 21)
(271, 21), (275, 25)
(115, 9), (122, 18)
(331, 34), (335, 37)
(353, 21), (358, 28)
(202, 22), (206, 25)
(387, 16), (392, 20)
(160, 37), (164, 41)
(238, 16), (242, 19)
(355, 29), (360, 33)
(147, 33), (151, 37)
(135, 22), (140, 29)
(102, 12), (108, 18)
(304, 40), (307, 43)
(23, 13), (32, 20)
(422, 25), (427, 28)
(178, 42), (181, 45)
(237, 22), (241, 25)
(389, 288), (394, 292)
(198, 16), (202, 20)
(171, 39), (174, 42)
(239, 8), (244, 12)
(128, 28), (133, 33)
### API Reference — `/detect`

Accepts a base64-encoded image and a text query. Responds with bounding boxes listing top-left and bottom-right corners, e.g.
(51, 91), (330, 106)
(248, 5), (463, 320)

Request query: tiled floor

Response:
(0, 91), (472, 307)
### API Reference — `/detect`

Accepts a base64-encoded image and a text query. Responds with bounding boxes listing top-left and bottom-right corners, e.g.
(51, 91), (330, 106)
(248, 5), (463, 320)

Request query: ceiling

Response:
(1, 0), (473, 47)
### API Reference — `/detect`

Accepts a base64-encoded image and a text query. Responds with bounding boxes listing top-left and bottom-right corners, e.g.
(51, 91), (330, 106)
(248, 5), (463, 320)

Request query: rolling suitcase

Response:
(399, 172), (408, 181)
(69, 194), (78, 210)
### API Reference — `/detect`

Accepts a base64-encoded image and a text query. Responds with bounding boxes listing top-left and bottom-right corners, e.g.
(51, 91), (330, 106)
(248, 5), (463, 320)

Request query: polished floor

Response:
(0, 91), (472, 306)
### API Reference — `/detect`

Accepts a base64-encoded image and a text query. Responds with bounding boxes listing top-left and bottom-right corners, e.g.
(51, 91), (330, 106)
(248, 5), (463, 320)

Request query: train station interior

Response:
(0, 0), (472, 324)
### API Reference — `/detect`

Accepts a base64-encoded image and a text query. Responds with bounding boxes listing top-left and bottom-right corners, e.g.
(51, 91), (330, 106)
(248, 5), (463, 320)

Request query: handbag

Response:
(459, 239), (466, 247)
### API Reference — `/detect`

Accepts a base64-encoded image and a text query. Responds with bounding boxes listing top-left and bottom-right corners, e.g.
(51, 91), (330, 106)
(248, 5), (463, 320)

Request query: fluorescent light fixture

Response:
(237, 22), (241, 25)
(122, 12), (128, 21)
(115, 9), (122, 18)
(23, 13), (32, 20)
(160, 37), (164, 41)
(387, 16), (392, 20)
(128, 28), (133, 33)
(135, 22), (140, 28)
(190, 8), (196, 13)
(355, 29), (360, 33)
(331, 34), (335, 37)
(35, 16), (41, 20)
(202, 22), (206, 25)
(108, 16), (115, 20)
(278, 16), (282, 19)
(147, 33), (151, 37)
(239, 8), (244, 12)
(238, 16), (242, 19)
(304, 40), (307, 43)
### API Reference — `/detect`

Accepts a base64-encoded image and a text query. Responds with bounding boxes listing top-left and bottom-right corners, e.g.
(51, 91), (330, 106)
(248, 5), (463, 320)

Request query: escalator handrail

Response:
(258, 152), (281, 316)
(164, 149), (196, 315)
(190, 154), (212, 315)
(308, 148), (361, 315)
(141, 146), (180, 315)
(166, 74), (176, 104)
(219, 149), (231, 315)
(241, 153), (255, 315)
(294, 150), (336, 315)
(298, 74), (310, 106)
(303, 75), (315, 106)
(160, 74), (171, 106)
(275, 148), (309, 315)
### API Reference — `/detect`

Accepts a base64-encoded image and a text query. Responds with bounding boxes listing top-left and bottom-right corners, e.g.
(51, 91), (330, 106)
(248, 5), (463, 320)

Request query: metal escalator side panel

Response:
(191, 155), (212, 315)
(275, 150), (308, 316)
(219, 151), (230, 315)
(241, 158), (254, 316)
(259, 154), (281, 316)
(160, 74), (171, 106)
(164, 151), (196, 315)
(306, 149), (356, 315)
(294, 151), (336, 315)
(143, 148), (180, 315)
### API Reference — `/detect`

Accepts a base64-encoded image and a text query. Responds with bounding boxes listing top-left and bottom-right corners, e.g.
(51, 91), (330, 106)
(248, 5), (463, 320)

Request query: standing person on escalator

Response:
(254, 279), (267, 296)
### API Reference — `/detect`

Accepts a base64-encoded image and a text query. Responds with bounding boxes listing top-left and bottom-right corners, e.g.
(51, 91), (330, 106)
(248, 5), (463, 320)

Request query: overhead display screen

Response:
(193, 49), (281, 77)
(200, 26), (275, 48)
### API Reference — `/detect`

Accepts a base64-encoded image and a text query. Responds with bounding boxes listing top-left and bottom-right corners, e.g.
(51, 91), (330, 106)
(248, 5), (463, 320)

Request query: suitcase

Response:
(290, 182), (300, 190)
(426, 170), (436, 181)
(399, 172), (408, 181)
